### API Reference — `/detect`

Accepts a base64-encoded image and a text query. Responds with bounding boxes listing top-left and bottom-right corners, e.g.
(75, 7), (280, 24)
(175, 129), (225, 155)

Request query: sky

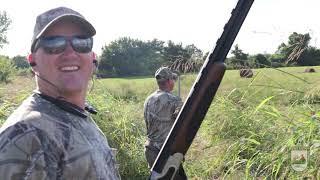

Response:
(1, 0), (320, 58)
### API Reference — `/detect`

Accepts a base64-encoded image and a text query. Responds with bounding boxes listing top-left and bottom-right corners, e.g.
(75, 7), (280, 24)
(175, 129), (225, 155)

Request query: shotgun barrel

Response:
(149, 0), (255, 179)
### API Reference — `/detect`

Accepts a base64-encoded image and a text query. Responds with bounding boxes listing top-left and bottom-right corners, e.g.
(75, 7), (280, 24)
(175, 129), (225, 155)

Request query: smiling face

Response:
(32, 19), (94, 107)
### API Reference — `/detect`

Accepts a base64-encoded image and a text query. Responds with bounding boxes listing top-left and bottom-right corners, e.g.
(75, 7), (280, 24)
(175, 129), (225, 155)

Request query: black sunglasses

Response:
(33, 35), (93, 54)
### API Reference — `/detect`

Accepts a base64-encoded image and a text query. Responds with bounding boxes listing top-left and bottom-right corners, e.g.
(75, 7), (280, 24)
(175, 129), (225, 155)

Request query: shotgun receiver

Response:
(149, 0), (254, 179)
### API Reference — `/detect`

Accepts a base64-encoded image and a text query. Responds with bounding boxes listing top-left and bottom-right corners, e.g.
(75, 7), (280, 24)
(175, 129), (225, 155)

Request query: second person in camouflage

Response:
(143, 67), (187, 179)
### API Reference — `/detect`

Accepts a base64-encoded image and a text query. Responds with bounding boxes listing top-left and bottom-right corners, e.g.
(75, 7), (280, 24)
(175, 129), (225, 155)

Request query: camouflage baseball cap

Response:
(155, 67), (178, 81)
(31, 6), (96, 52)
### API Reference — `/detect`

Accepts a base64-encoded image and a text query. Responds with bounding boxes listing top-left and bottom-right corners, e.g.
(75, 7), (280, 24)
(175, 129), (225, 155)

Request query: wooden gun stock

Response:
(150, 0), (254, 179)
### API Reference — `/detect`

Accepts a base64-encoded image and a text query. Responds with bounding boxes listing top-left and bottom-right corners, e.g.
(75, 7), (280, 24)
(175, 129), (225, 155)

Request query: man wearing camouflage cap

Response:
(144, 67), (187, 179)
(0, 7), (120, 179)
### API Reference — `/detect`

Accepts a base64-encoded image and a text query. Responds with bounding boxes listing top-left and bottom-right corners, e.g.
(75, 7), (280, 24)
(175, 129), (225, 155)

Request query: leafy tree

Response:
(141, 39), (165, 74)
(228, 44), (248, 68)
(99, 37), (165, 77)
(253, 54), (270, 67)
(169, 43), (204, 73)
(277, 32), (311, 64)
(99, 37), (141, 77)
(0, 55), (15, 83)
(298, 46), (320, 66)
(0, 11), (12, 49)
(163, 41), (186, 65)
(99, 37), (205, 77)
(12, 55), (29, 69)
(268, 53), (286, 67)
(231, 44), (248, 60)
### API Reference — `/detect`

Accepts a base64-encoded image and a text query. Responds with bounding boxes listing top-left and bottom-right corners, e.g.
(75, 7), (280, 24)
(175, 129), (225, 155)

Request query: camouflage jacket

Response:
(143, 90), (183, 150)
(0, 93), (120, 180)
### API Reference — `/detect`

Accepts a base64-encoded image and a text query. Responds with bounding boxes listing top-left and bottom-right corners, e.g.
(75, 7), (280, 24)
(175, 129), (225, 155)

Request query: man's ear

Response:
(27, 54), (36, 67)
(91, 52), (98, 74)
(27, 53), (39, 74)
(92, 52), (98, 67)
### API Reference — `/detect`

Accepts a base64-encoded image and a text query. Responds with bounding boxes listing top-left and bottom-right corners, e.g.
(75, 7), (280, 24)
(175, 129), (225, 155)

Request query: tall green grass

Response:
(1, 66), (320, 179)
(185, 67), (320, 179)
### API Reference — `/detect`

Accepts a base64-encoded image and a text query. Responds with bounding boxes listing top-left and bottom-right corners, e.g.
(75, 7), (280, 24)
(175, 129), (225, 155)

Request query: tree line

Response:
(2, 11), (320, 79)
(98, 38), (204, 77)
(228, 32), (320, 69)
(96, 32), (320, 77)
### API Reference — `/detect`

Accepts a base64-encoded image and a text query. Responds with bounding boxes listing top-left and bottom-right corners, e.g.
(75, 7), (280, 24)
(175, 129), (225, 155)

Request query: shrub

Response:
(0, 56), (15, 83)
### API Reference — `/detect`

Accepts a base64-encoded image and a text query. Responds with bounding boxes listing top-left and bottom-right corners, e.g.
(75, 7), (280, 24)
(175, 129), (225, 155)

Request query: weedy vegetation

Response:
(1, 66), (320, 179)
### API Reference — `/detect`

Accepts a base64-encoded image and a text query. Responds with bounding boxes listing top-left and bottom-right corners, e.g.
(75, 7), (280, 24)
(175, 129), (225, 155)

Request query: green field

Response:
(1, 66), (320, 179)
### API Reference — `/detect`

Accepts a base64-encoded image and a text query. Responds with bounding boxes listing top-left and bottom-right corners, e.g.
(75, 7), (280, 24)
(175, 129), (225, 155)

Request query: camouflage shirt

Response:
(144, 90), (183, 150)
(0, 93), (120, 180)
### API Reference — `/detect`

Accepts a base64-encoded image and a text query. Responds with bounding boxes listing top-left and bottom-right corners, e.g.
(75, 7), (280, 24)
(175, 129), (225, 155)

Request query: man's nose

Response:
(63, 40), (76, 54)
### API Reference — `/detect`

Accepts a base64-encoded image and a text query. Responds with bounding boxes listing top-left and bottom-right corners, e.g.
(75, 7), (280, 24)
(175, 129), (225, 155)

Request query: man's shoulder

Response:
(0, 95), (35, 132)
(159, 91), (181, 102)
(0, 107), (70, 154)
(0, 119), (64, 168)
(145, 90), (181, 108)
(151, 90), (180, 99)
(0, 94), (69, 134)
(0, 120), (45, 158)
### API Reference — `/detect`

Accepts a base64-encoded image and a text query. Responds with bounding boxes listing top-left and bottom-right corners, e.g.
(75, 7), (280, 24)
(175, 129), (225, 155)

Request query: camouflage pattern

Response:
(155, 67), (178, 81)
(144, 90), (187, 178)
(31, 6), (96, 52)
(0, 93), (120, 180)
(143, 90), (182, 151)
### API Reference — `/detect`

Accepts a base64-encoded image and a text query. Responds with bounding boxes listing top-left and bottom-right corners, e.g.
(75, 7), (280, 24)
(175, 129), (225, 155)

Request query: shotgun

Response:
(149, 0), (254, 179)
